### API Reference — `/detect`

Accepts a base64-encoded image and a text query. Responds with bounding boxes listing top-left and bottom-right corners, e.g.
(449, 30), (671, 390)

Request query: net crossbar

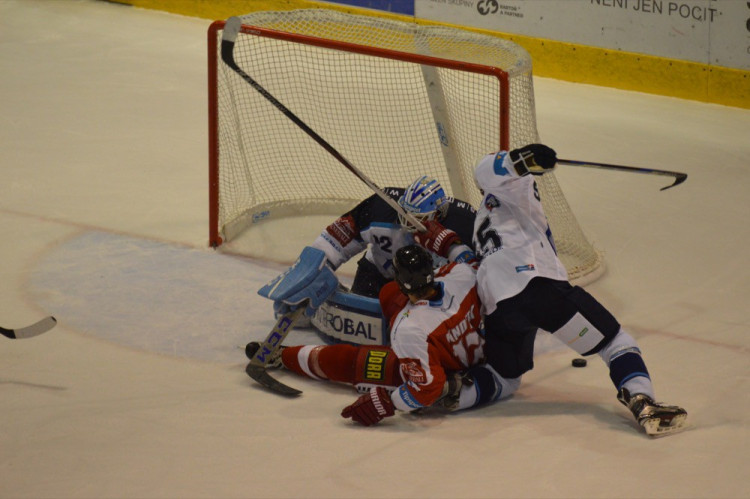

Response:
(208, 9), (603, 283)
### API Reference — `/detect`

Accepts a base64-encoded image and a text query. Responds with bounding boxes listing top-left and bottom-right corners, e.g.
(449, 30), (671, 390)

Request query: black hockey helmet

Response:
(393, 244), (435, 296)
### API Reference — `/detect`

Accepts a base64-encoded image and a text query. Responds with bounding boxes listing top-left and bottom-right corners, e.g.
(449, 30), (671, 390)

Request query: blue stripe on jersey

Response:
(545, 225), (558, 255)
(427, 282), (446, 307)
(493, 152), (510, 176)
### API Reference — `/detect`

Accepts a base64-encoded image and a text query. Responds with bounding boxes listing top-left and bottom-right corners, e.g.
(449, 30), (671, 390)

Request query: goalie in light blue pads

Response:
(257, 175), (477, 345)
(258, 246), (339, 319)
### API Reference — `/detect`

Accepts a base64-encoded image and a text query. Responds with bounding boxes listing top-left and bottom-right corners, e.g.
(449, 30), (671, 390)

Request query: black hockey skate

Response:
(618, 388), (687, 436)
(244, 341), (284, 368)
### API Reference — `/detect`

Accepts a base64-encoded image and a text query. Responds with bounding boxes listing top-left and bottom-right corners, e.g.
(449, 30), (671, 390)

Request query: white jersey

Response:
(472, 151), (568, 315)
(387, 262), (485, 411)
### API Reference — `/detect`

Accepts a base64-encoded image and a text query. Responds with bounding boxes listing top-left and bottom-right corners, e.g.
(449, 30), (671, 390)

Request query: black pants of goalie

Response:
(350, 256), (390, 298)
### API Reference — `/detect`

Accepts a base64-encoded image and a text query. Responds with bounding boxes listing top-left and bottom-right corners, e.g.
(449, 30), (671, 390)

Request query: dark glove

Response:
(509, 144), (557, 176)
(414, 219), (460, 258)
(435, 371), (473, 411)
(341, 386), (395, 426)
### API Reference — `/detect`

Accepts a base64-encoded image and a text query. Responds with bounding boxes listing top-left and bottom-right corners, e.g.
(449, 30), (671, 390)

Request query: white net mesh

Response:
(210, 9), (603, 283)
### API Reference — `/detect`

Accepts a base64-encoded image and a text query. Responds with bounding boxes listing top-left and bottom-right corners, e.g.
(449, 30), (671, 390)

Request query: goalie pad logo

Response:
(310, 290), (388, 346)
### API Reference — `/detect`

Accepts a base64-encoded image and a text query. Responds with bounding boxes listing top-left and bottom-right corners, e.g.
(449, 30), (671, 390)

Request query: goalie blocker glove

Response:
(510, 144), (557, 176)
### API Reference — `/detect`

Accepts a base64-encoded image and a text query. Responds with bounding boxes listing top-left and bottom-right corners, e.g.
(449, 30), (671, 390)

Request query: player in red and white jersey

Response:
(338, 245), (517, 426)
(247, 244), (520, 426)
(383, 249), (485, 411)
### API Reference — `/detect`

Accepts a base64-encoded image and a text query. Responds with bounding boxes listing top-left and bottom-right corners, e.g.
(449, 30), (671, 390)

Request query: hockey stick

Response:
(558, 159), (687, 191)
(220, 16), (427, 232)
(1, 316), (57, 339)
(245, 306), (305, 396)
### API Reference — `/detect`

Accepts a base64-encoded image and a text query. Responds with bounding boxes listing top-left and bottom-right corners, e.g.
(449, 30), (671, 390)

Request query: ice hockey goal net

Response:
(208, 9), (603, 283)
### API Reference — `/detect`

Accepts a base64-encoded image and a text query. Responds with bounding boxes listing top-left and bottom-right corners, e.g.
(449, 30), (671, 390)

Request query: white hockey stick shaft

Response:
(1, 316), (57, 339)
(220, 17), (426, 231)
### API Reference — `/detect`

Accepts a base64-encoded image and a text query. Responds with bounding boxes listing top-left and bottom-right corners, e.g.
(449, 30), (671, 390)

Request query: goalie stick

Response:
(245, 306), (305, 396)
(1, 316), (57, 339)
(558, 159), (687, 191)
(220, 16), (427, 232)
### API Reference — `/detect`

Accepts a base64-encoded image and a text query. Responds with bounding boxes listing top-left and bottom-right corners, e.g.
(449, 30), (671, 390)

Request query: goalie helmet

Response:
(392, 244), (435, 296)
(398, 176), (449, 232)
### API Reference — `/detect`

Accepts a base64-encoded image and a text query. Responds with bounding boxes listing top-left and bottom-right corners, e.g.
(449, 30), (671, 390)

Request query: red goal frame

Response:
(207, 19), (509, 247)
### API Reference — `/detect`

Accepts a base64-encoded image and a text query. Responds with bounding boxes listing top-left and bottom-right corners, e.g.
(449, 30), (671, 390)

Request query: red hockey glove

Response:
(414, 220), (460, 258)
(341, 386), (395, 426)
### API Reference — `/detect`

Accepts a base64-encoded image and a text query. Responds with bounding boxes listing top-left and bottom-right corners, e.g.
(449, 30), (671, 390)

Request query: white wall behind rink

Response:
(415, 0), (749, 71)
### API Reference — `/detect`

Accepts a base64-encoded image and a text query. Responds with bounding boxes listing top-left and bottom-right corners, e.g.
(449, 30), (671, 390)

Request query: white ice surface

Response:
(1, 1), (748, 498)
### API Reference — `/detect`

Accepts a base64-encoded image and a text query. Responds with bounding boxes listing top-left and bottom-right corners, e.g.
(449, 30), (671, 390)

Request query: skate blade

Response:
(642, 413), (688, 437)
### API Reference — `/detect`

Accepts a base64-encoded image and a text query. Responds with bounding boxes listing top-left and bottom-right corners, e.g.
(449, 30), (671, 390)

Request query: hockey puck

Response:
(572, 358), (587, 368)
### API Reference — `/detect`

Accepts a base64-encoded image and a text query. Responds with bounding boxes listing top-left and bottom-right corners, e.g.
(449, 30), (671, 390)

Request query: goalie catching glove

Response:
(258, 246), (338, 318)
(509, 144), (557, 176)
(341, 386), (395, 426)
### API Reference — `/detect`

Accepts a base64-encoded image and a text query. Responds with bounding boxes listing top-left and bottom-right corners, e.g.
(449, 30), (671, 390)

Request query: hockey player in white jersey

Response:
(466, 143), (687, 436)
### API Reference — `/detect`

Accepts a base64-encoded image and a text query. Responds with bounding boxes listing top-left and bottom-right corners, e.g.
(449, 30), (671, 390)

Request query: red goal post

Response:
(207, 10), (603, 284)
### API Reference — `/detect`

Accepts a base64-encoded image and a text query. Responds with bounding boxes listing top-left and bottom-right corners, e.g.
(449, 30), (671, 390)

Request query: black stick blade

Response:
(1, 316), (57, 339)
(660, 173), (688, 191)
(245, 363), (302, 397)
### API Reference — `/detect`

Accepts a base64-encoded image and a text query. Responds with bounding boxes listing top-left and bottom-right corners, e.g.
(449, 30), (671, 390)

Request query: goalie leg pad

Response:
(258, 246), (337, 302)
(282, 265), (338, 317)
(311, 289), (388, 345)
(258, 247), (339, 317)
